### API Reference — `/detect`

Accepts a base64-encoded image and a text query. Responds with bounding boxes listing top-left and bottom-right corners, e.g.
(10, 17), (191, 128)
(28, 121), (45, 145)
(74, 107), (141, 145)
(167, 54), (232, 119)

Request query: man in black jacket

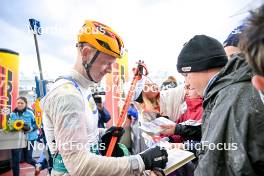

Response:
(177, 35), (264, 175)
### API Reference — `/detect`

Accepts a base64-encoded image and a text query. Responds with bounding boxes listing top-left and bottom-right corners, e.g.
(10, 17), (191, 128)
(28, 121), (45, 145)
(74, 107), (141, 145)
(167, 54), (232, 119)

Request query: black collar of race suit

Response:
(82, 50), (101, 83)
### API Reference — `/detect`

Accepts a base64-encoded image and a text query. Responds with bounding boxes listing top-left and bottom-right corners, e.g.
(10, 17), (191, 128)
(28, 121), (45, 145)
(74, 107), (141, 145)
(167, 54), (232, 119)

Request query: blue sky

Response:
(0, 0), (262, 82)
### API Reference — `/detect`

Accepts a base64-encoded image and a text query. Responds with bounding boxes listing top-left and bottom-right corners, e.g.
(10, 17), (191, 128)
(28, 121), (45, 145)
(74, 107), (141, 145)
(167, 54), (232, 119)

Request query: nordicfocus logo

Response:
(182, 66), (191, 72)
(182, 141), (238, 151)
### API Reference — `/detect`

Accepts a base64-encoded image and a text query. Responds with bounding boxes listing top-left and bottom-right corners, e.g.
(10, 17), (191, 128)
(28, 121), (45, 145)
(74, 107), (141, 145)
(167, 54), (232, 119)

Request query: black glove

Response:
(174, 124), (201, 141)
(22, 123), (31, 132)
(100, 126), (125, 157)
(139, 146), (168, 170)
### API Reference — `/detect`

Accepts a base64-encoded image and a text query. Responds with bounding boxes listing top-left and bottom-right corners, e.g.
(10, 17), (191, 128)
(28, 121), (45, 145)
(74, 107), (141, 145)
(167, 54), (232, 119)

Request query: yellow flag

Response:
(34, 98), (42, 128)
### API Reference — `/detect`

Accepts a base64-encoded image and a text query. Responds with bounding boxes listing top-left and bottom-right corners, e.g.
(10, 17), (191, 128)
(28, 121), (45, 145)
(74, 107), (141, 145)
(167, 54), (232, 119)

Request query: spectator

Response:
(132, 77), (185, 152)
(223, 24), (247, 59)
(160, 84), (202, 145)
(161, 76), (178, 90)
(133, 77), (185, 123)
(9, 96), (38, 176)
(176, 34), (264, 175)
(159, 84), (203, 176)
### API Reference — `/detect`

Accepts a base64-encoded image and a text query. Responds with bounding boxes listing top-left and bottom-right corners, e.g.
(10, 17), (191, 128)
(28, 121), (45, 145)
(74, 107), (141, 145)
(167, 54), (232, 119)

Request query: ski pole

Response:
(106, 60), (148, 157)
(29, 19), (52, 174)
(29, 18), (44, 81)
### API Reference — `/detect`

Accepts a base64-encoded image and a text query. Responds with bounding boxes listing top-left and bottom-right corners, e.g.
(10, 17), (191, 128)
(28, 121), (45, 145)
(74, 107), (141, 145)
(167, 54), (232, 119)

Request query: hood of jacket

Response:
(203, 53), (253, 105)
